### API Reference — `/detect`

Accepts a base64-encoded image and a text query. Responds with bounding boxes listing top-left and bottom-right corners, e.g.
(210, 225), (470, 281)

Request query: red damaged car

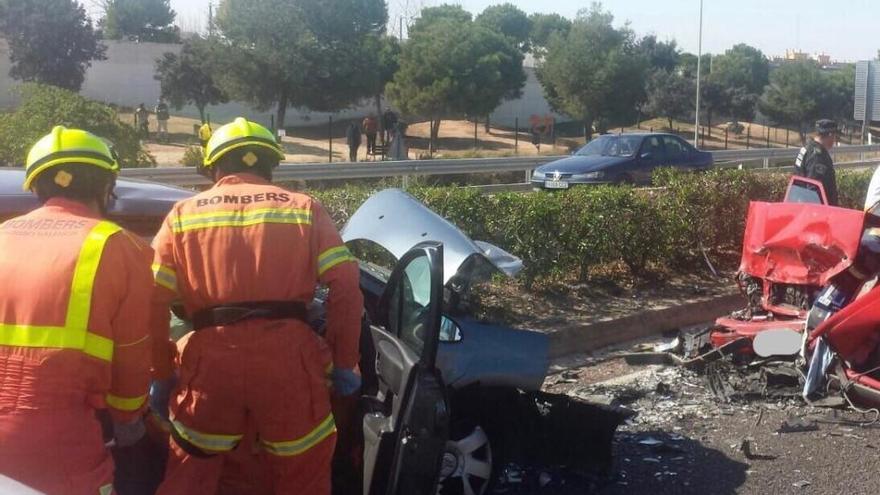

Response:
(707, 176), (880, 359)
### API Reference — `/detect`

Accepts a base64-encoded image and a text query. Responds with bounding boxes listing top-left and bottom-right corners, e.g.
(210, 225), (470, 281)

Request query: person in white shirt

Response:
(865, 165), (880, 211)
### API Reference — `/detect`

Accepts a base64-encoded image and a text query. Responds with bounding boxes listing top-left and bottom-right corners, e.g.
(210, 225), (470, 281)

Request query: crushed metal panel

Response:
(341, 188), (523, 284)
(739, 201), (864, 287)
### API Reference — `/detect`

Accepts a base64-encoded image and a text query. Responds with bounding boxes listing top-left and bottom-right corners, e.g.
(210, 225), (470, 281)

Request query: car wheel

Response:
(437, 425), (492, 495)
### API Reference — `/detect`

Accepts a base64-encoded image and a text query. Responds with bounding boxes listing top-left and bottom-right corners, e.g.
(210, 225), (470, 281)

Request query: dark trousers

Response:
(366, 133), (377, 154)
(349, 144), (359, 162)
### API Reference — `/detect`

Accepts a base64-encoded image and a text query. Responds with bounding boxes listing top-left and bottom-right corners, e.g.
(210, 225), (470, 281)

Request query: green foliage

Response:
(180, 145), (203, 167)
(700, 44), (770, 126)
(0, 0), (106, 91)
(100, 0), (179, 42)
(0, 84), (153, 168)
(637, 35), (680, 73)
(759, 61), (854, 135)
(476, 3), (532, 51)
(215, 0), (387, 129)
(528, 13), (571, 51)
(155, 37), (228, 122)
(645, 69), (695, 129)
(314, 169), (877, 287)
(386, 12), (525, 124)
(536, 4), (646, 139)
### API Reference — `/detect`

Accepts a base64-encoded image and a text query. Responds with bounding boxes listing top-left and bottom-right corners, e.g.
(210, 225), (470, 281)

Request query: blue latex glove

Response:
(332, 368), (362, 397)
(149, 376), (177, 421)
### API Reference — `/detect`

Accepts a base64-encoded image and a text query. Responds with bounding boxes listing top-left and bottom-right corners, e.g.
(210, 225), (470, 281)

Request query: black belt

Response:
(191, 301), (309, 331)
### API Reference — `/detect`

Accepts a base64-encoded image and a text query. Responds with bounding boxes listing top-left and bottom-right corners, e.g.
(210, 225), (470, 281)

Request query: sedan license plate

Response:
(544, 180), (569, 189)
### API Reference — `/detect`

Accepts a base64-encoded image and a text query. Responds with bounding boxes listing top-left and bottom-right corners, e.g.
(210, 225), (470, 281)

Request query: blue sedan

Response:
(531, 133), (713, 189)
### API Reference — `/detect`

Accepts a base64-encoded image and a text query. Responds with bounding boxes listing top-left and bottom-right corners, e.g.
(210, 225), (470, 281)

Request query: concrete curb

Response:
(548, 293), (743, 358)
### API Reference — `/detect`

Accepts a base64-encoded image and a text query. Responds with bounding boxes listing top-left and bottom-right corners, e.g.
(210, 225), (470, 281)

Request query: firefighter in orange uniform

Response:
(0, 127), (154, 495)
(152, 118), (363, 494)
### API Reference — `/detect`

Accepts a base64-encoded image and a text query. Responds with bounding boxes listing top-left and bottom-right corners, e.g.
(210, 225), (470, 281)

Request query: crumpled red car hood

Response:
(739, 201), (865, 287)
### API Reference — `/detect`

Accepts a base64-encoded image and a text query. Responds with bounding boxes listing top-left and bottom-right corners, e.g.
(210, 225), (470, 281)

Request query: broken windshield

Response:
(575, 135), (643, 157)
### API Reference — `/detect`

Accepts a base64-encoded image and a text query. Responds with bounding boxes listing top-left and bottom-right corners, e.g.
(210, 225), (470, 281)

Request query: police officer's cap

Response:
(815, 119), (838, 135)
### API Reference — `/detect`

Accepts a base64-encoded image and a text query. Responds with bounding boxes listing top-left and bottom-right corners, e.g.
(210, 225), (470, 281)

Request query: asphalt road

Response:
(547, 358), (880, 494)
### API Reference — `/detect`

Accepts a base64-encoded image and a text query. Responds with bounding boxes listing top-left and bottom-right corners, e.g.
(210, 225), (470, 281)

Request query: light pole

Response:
(694, 0), (704, 147)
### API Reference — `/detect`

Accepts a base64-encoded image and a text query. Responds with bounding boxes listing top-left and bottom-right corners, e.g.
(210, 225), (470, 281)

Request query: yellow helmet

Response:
(202, 117), (284, 168)
(23, 126), (119, 191)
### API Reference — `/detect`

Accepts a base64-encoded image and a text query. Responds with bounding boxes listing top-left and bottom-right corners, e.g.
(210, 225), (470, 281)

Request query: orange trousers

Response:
(156, 320), (336, 495)
(0, 408), (114, 495)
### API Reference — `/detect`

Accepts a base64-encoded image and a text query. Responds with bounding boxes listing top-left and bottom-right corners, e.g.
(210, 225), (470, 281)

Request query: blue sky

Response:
(165, 0), (878, 61)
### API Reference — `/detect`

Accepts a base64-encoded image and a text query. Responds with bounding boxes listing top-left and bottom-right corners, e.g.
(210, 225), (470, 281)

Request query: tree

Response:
(386, 14), (525, 145)
(823, 64), (855, 122)
(528, 13), (571, 50)
(536, 4), (647, 140)
(0, 0), (105, 91)
(712, 44), (769, 96)
(0, 84), (152, 167)
(410, 4), (472, 32)
(215, 0), (387, 129)
(100, 0), (179, 42)
(476, 3), (532, 51)
(758, 61), (829, 141)
(638, 35), (680, 73)
(155, 37), (228, 122)
(645, 69), (694, 129)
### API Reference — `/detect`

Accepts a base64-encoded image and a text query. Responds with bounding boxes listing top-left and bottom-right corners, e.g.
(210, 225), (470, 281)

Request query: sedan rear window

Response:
(576, 135), (643, 157)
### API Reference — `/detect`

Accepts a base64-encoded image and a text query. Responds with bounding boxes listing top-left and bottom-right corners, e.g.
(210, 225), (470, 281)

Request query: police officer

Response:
(795, 119), (839, 205)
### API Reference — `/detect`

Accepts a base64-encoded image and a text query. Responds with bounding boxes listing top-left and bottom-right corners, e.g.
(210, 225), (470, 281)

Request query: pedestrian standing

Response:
(135, 103), (150, 140)
(794, 119), (839, 205)
(156, 99), (170, 142)
(531, 128), (541, 152)
(0, 126), (154, 495)
(382, 108), (398, 145)
(362, 114), (378, 155)
(152, 118), (363, 495)
(346, 122), (361, 162)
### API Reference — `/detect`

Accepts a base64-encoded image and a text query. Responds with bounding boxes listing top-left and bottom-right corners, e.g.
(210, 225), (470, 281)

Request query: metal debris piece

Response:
(792, 480), (811, 488)
(739, 439), (778, 461)
(778, 417), (820, 434)
(638, 437), (664, 447)
(642, 457), (661, 463)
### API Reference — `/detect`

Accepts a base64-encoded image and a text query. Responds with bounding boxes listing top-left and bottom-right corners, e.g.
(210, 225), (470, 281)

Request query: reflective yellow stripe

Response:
(261, 413), (336, 456)
(317, 246), (356, 276)
(172, 208), (312, 233)
(106, 393), (147, 412)
(152, 263), (178, 292)
(0, 221), (120, 362)
(171, 420), (243, 452)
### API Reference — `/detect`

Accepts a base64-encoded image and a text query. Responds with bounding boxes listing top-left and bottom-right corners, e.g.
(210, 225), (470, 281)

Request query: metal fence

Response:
(121, 144), (880, 188)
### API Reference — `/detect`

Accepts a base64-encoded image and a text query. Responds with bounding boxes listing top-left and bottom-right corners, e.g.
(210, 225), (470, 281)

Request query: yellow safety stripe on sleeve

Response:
(171, 420), (243, 452)
(260, 413), (336, 456)
(172, 208), (312, 233)
(152, 263), (178, 292)
(106, 393), (147, 412)
(317, 246), (356, 277)
(0, 221), (120, 362)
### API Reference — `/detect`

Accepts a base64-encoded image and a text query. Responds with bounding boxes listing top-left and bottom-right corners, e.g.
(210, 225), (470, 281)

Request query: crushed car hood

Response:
(739, 201), (864, 287)
(341, 188), (523, 284)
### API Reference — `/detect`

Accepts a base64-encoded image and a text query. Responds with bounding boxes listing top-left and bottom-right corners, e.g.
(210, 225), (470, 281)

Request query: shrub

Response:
(310, 168), (872, 287)
(0, 84), (154, 168)
(181, 146), (204, 167)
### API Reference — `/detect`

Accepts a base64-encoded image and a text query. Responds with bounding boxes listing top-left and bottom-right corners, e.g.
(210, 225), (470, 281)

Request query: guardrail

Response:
(120, 144), (880, 187)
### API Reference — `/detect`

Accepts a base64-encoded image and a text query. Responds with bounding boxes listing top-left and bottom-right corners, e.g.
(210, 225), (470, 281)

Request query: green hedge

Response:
(313, 168), (875, 287)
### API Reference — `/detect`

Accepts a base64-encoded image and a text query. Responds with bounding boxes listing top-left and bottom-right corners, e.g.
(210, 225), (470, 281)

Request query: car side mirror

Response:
(640, 152), (653, 160)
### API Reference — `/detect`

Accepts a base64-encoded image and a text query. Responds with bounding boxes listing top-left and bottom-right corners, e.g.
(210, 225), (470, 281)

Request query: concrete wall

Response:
(0, 39), (569, 128)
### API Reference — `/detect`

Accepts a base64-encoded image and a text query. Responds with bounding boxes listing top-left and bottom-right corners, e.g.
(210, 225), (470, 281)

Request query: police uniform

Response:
(795, 120), (838, 205)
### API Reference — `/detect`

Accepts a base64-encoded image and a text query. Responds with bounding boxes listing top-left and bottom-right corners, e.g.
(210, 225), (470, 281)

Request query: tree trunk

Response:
(584, 119), (593, 142)
(276, 91), (289, 131)
(484, 115), (491, 134)
(197, 104), (206, 124)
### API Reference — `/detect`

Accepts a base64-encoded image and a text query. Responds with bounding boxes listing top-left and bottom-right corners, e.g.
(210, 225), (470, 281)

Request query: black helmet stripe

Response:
(26, 150), (116, 178)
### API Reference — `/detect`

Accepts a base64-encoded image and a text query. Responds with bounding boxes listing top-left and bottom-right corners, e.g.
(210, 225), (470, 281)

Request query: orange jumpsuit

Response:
(152, 173), (363, 495)
(0, 198), (154, 495)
